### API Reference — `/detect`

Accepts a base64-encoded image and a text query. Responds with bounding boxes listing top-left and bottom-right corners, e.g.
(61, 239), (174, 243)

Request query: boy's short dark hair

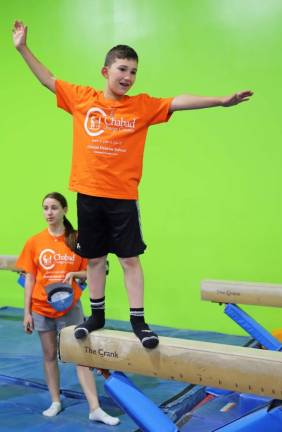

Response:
(104, 45), (138, 67)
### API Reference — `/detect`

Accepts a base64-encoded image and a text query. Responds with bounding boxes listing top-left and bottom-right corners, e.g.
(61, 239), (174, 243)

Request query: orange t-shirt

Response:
(16, 229), (87, 318)
(55, 80), (173, 199)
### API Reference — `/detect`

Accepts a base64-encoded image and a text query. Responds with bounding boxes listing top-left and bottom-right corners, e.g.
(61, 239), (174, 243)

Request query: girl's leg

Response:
(76, 365), (99, 411)
(38, 330), (62, 416)
(119, 256), (159, 349)
(76, 366), (119, 425)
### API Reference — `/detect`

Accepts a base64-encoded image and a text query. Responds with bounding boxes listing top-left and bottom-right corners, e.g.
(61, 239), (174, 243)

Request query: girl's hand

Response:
(23, 313), (33, 334)
(63, 272), (74, 285)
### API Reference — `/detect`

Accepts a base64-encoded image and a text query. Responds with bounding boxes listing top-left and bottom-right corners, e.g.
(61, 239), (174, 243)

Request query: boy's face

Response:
(102, 58), (138, 99)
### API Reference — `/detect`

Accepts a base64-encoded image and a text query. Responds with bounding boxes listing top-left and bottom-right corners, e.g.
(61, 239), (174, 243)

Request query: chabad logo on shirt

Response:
(84, 107), (136, 137)
(39, 249), (75, 270)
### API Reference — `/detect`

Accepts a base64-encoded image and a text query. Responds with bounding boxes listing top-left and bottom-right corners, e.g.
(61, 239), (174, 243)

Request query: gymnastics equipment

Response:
(201, 279), (282, 350)
(272, 328), (282, 342)
(0, 255), (108, 278)
(17, 273), (87, 292)
(215, 400), (282, 432)
(104, 371), (178, 432)
(224, 303), (282, 351)
(201, 279), (282, 307)
(0, 255), (19, 272)
(200, 279), (282, 431)
(58, 325), (282, 399)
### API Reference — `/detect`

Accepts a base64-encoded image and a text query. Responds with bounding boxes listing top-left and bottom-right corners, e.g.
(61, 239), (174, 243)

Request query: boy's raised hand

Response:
(12, 20), (55, 92)
(221, 90), (253, 107)
(12, 20), (27, 50)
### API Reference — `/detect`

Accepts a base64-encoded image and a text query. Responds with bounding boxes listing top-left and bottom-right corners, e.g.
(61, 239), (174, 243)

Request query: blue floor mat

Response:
(178, 391), (270, 432)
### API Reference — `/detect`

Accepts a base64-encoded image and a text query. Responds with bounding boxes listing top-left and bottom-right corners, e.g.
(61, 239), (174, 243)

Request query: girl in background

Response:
(16, 192), (119, 426)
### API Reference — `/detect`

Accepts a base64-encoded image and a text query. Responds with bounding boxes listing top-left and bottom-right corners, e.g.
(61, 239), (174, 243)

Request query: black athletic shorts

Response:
(75, 193), (147, 259)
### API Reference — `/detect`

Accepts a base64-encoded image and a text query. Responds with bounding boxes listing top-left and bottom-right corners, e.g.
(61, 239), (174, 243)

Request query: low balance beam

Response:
(201, 279), (282, 307)
(59, 326), (282, 399)
(0, 255), (19, 272)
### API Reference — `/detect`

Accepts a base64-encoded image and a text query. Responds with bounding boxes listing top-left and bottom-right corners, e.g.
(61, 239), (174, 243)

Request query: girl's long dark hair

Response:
(42, 192), (77, 252)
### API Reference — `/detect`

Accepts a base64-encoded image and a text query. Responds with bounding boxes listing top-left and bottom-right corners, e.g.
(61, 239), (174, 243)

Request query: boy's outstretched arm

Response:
(12, 20), (56, 93)
(169, 90), (253, 113)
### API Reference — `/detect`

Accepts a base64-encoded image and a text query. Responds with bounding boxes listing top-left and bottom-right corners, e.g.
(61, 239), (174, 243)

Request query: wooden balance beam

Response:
(0, 255), (19, 272)
(59, 326), (282, 399)
(201, 279), (282, 307)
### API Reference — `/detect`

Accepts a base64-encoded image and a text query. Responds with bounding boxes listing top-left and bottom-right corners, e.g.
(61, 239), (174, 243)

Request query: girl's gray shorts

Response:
(32, 301), (84, 332)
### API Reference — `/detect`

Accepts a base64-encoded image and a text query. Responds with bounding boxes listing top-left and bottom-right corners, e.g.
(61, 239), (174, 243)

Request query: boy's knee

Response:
(119, 256), (140, 269)
(88, 256), (107, 269)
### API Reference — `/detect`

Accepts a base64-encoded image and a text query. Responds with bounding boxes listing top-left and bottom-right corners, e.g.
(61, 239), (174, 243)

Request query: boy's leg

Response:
(74, 257), (107, 339)
(119, 256), (159, 349)
(106, 198), (158, 349)
(74, 194), (110, 340)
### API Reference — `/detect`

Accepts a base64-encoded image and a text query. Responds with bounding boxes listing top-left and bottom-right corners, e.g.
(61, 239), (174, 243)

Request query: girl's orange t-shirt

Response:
(56, 80), (173, 199)
(16, 229), (87, 318)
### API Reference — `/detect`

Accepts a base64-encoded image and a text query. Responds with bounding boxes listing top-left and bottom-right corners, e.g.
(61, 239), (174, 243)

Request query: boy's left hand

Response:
(221, 90), (253, 107)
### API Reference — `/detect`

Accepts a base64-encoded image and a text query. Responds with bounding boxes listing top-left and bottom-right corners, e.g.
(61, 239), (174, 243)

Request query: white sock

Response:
(89, 407), (120, 426)
(42, 401), (62, 417)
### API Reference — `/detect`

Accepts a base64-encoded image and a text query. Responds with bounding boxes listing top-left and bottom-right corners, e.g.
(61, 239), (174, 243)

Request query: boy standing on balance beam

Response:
(12, 20), (253, 349)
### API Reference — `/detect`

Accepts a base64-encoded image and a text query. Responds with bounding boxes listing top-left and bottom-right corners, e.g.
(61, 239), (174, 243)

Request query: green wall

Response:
(2, 0), (282, 336)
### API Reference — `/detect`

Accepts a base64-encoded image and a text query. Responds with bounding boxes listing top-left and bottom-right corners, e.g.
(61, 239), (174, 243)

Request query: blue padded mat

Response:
(0, 307), (251, 431)
(178, 391), (270, 432)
